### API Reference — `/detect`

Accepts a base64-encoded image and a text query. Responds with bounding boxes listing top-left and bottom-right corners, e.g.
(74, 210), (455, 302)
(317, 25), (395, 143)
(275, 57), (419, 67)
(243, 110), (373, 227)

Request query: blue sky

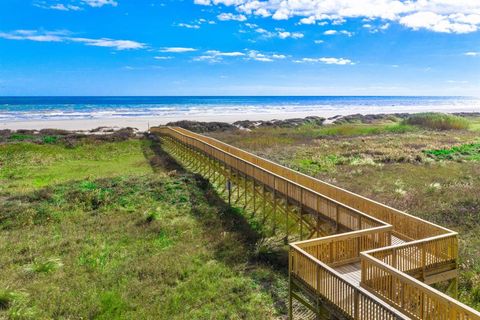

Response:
(0, 0), (479, 96)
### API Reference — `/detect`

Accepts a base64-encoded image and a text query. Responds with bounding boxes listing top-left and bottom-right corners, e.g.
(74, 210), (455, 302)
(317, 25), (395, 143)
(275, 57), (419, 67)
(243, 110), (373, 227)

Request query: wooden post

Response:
(252, 179), (256, 217)
(272, 189), (277, 235)
(354, 290), (359, 320)
(262, 184), (266, 222)
(300, 206), (303, 241)
(289, 251), (293, 320)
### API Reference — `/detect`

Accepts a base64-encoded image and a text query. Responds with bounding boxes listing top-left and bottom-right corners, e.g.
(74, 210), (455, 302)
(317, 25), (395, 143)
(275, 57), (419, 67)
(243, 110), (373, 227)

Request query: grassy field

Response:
(0, 134), (286, 319)
(2, 113), (479, 318)
(208, 114), (480, 310)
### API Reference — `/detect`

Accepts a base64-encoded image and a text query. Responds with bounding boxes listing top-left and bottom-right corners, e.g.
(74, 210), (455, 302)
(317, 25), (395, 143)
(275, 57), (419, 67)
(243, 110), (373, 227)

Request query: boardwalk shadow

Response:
(145, 134), (289, 314)
(143, 133), (185, 173)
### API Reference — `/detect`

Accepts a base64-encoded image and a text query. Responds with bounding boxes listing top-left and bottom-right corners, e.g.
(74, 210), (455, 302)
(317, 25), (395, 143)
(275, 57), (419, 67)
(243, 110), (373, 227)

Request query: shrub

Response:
(42, 136), (58, 144)
(9, 134), (35, 141)
(404, 113), (469, 130)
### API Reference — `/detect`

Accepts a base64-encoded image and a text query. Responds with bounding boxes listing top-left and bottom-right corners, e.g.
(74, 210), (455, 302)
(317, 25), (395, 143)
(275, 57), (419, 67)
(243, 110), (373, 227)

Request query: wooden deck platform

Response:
(336, 262), (362, 286)
(152, 126), (480, 320)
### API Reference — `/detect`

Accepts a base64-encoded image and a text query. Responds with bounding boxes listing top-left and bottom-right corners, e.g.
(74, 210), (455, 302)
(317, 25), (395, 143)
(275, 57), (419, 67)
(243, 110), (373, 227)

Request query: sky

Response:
(0, 0), (479, 96)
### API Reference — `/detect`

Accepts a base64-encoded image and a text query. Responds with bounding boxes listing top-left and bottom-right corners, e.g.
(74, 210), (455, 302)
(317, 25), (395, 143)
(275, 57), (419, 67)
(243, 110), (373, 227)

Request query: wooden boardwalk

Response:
(152, 126), (480, 320)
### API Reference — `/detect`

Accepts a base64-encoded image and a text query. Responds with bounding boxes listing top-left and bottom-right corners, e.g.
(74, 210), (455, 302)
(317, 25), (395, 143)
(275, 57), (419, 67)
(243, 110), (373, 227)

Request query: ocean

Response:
(0, 96), (479, 122)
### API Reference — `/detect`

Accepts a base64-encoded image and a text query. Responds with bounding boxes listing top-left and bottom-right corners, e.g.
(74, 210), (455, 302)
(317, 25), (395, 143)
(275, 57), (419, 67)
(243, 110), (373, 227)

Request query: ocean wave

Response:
(0, 97), (478, 122)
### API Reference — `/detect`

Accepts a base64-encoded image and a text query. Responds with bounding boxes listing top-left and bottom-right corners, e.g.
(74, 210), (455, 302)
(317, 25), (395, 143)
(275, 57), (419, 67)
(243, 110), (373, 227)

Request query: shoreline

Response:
(2, 108), (480, 131)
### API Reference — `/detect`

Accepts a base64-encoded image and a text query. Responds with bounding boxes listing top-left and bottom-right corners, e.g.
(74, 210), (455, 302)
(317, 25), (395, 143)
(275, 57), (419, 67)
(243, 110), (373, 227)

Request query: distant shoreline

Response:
(2, 108), (480, 131)
(1, 96), (479, 131)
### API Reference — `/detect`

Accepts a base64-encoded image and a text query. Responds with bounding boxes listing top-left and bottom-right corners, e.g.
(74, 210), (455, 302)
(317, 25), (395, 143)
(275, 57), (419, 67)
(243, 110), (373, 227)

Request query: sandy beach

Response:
(3, 106), (479, 131)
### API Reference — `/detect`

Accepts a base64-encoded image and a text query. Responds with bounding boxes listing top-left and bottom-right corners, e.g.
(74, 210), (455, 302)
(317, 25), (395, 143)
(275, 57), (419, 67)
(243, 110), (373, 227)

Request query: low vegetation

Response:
(424, 142), (480, 161)
(208, 115), (480, 310)
(404, 113), (470, 130)
(0, 134), (285, 319)
(2, 114), (479, 317)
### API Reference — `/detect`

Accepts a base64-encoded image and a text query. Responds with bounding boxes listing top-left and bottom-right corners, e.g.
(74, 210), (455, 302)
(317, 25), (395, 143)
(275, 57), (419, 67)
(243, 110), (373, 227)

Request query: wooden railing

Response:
(170, 126), (452, 241)
(154, 127), (386, 232)
(364, 234), (458, 276)
(153, 126), (480, 320)
(295, 225), (393, 267)
(290, 244), (407, 319)
(361, 253), (479, 320)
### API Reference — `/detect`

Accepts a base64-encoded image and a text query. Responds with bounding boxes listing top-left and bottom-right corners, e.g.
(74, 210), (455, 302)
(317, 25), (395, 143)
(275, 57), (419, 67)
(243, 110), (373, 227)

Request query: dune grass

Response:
(0, 137), (283, 319)
(404, 113), (469, 130)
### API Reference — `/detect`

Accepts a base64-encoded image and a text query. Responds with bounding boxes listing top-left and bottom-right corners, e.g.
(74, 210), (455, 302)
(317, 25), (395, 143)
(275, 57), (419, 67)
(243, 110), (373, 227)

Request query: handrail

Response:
(155, 126), (386, 230)
(169, 126), (453, 240)
(360, 253), (480, 320)
(290, 244), (409, 319)
(296, 225), (393, 267)
(295, 225), (393, 247)
(363, 233), (458, 273)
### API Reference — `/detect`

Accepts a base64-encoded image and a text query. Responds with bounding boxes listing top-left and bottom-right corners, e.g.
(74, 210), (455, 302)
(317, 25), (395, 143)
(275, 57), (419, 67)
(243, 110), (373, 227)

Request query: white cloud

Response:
(50, 3), (82, 10)
(193, 50), (246, 62)
(217, 12), (247, 21)
(160, 47), (197, 53)
(82, 0), (117, 7)
(465, 51), (480, 56)
(0, 30), (145, 50)
(206, 50), (245, 57)
(294, 57), (354, 65)
(247, 50), (286, 62)
(278, 31), (304, 39)
(68, 37), (145, 50)
(177, 23), (200, 29)
(299, 16), (316, 25)
(253, 27), (303, 40)
(399, 11), (477, 33)
(154, 56), (173, 60)
(323, 30), (337, 35)
(0, 30), (64, 42)
(363, 22), (390, 33)
(35, 0), (117, 10)
(380, 23), (390, 30)
(324, 29), (353, 36)
(314, 39), (324, 44)
(194, 1), (480, 34)
(340, 30), (354, 36)
(175, 18), (215, 29)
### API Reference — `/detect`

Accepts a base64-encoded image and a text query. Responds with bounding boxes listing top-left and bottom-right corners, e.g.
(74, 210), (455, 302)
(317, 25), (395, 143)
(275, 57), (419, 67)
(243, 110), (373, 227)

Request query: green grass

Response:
(404, 113), (469, 130)
(424, 142), (480, 161)
(0, 137), (283, 319)
(0, 139), (153, 193)
(8, 134), (36, 141)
